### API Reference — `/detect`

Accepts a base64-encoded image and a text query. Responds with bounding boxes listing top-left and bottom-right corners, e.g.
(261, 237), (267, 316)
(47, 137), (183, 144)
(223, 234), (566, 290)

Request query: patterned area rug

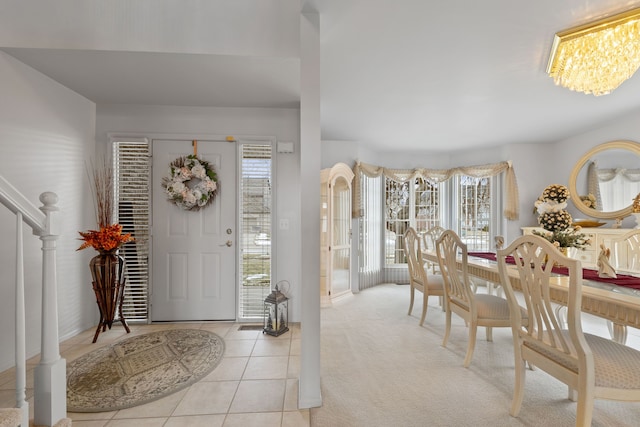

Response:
(67, 329), (224, 412)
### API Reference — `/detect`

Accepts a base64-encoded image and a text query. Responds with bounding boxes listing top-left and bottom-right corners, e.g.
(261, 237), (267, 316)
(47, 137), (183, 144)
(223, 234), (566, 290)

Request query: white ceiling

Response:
(3, 0), (640, 152)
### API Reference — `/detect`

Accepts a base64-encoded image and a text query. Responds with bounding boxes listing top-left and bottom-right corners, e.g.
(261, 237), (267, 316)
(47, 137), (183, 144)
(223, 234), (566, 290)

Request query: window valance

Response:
(352, 160), (519, 220)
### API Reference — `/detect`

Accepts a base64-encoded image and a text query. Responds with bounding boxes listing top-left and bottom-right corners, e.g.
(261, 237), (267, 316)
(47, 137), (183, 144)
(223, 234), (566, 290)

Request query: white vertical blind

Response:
(239, 143), (273, 320)
(113, 140), (150, 321)
(359, 173), (383, 289)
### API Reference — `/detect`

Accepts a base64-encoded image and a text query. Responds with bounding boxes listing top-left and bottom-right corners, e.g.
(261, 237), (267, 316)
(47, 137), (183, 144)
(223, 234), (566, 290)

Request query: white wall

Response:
(95, 104), (303, 321)
(0, 52), (97, 371)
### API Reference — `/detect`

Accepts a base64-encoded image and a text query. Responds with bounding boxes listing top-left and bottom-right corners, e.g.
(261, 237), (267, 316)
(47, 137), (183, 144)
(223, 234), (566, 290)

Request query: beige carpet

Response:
(311, 283), (640, 427)
(67, 329), (224, 412)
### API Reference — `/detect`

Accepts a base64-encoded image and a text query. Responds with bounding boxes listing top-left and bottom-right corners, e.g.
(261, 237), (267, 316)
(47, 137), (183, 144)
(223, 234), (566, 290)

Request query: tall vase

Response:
(89, 250), (130, 343)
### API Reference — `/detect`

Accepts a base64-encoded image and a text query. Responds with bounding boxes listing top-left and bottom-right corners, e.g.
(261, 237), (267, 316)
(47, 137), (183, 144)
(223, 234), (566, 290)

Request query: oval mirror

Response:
(569, 140), (640, 219)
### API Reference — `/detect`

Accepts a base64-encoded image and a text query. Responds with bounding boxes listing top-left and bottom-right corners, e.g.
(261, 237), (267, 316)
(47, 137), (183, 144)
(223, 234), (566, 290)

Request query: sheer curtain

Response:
(358, 173), (383, 289)
(598, 168), (640, 211)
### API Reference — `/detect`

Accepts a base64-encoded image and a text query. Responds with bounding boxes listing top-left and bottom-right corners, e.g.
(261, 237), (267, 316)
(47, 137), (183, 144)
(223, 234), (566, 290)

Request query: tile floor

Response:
(0, 322), (309, 427)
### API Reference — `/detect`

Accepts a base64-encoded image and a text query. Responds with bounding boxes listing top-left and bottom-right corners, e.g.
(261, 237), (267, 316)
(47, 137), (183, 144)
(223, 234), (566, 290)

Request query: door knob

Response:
(219, 240), (232, 247)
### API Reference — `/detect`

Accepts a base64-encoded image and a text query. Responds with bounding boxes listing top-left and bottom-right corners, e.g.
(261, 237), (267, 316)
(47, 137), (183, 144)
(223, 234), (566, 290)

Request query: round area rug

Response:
(67, 329), (224, 412)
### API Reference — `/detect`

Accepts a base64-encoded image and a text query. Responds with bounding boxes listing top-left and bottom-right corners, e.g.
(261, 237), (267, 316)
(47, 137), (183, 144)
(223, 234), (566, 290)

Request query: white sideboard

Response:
(521, 227), (633, 269)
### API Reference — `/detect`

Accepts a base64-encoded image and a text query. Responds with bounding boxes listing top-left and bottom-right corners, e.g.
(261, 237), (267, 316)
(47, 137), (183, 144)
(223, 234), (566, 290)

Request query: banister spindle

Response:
(15, 212), (28, 427)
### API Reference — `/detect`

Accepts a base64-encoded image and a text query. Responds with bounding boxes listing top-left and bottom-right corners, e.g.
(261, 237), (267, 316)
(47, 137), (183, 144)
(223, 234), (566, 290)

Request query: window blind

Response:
(239, 143), (273, 320)
(113, 140), (150, 322)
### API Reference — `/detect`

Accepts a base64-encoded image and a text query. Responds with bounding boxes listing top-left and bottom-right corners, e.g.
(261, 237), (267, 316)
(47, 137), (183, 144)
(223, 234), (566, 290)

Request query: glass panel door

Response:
(330, 176), (351, 297)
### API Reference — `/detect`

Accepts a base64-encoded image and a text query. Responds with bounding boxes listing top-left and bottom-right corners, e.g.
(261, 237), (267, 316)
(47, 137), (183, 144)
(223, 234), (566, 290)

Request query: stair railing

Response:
(0, 175), (66, 427)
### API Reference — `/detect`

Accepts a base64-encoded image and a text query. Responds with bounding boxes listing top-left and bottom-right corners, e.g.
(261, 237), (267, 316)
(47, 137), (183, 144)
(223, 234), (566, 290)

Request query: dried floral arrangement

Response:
(77, 159), (133, 252)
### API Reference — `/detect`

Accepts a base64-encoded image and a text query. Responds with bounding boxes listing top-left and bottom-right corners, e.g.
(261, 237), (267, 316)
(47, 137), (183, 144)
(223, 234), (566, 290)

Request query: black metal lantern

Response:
(263, 284), (289, 336)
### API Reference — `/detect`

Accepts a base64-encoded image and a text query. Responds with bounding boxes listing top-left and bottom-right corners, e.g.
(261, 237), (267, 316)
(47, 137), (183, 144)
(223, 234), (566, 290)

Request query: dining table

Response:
(422, 249), (640, 344)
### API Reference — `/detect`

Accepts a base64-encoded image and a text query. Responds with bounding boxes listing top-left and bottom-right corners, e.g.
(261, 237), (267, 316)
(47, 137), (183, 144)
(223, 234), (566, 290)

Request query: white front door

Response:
(151, 139), (236, 321)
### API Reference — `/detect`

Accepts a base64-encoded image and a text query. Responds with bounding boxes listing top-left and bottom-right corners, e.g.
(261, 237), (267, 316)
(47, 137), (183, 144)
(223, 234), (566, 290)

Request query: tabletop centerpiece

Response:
(533, 184), (590, 258)
(77, 159), (133, 342)
(633, 193), (640, 229)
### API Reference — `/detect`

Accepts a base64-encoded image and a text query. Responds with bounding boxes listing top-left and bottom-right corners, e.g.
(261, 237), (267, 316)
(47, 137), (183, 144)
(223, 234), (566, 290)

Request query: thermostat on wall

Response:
(277, 142), (294, 153)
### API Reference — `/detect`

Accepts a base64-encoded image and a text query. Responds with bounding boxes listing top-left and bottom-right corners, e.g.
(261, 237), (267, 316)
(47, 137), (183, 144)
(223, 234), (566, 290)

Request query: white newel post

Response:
(34, 192), (67, 427)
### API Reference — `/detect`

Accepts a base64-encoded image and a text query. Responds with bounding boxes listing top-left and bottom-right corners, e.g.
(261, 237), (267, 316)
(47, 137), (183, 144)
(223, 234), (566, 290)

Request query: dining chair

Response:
(610, 229), (640, 272)
(497, 234), (640, 426)
(422, 225), (445, 274)
(423, 225), (445, 250)
(403, 227), (445, 326)
(435, 229), (526, 367)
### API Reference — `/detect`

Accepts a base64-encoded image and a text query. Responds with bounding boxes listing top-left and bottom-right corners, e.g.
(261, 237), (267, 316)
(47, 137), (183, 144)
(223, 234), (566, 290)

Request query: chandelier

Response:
(546, 7), (640, 96)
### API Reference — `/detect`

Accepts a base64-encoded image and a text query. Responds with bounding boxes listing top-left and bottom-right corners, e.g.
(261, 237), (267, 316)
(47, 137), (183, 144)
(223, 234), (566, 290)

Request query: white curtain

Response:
(358, 173), (383, 289)
(597, 168), (640, 211)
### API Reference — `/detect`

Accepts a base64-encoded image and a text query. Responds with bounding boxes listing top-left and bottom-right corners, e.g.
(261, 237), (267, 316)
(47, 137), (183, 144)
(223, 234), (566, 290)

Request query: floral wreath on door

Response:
(162, 154), (218, 211)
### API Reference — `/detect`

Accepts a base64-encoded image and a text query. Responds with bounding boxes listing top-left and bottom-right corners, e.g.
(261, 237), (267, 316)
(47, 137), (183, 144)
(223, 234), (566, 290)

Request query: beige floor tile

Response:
(105, 417), (167, 426)
(289, 338), (300, 356)
(229, 379), (285, 413)
(61, 328), (98, 345)
(202, 357), (248, 381)
(0, 368), (15, 386)
(251, 339), (291, 356)
(243, 356), (288, 380)
(223, 340), (256, 357)
(68, 411), (117, 421)
(60, 343), (104, 363)
(69, 420), (109, 427)
(172, 381), (238, 416)
(0, 390), (17, 408)
(222, 412), (282, 427)
(86, 327), (131, 346)
(289, 324), (301, 339)
(199, 323), (234, 336)
(287, 355), (300, 379)
(224, 329), (261, 341)
(282, 410), (310, 427)
(257, 330), (291, 341)
(283, 379), (299, 411)
(112, 388), (187, 418)
(163, 414), (226, 427)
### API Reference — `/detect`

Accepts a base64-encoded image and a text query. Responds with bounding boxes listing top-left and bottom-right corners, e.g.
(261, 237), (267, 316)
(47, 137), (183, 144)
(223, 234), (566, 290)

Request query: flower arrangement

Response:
(633, 193), (640, 213)
(77, 224), (133, 252)
(542, 184), (569, 203)
(580, 193), (597, 210)
(533, 184), (589, 249)
(538, 210), (572, 231)
(533, 227), (590, 250)
(162, 155), (218, 211)
(77, 159), (133, 252)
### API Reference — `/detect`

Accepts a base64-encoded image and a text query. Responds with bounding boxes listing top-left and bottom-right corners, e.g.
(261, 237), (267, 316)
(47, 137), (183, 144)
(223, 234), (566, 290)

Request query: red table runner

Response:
(468, 252), (640, 290)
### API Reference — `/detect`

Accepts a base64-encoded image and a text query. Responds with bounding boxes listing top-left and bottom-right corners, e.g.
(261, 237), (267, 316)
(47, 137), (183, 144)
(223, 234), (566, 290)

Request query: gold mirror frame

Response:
(569, 140), (640, 219)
